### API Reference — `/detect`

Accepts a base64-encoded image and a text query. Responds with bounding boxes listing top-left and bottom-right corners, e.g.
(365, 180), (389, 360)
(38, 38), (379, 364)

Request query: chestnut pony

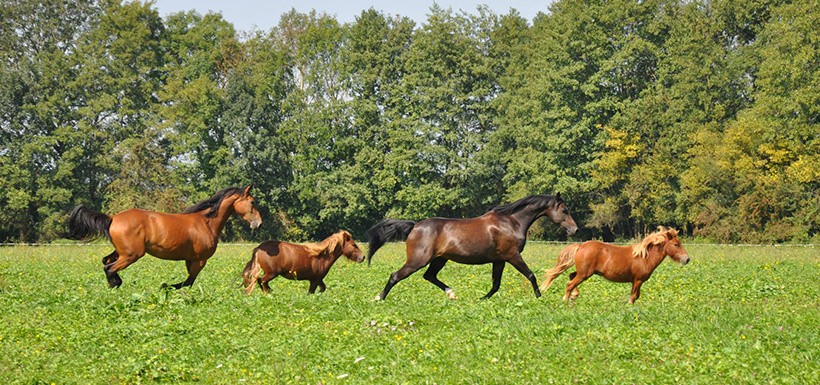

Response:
(242, 230), (365, 294)
(541, 226), (690, 303)
(366, 194), (578, 301)
(66, 185), (261, 289)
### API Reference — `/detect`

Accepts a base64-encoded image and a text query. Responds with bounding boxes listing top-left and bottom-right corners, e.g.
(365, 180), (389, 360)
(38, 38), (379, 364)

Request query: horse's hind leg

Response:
(103, 252), (142, 288)
(423, 257), (456, 299)
(564, 271), (589, 302)
(376, 262), (425, 300)
(507, 253), (541, 298)
(482, 261), (506, 300)
(101, 251), (123, 288)
(567, 272), (580, 300)
(376, 238), (432, 301)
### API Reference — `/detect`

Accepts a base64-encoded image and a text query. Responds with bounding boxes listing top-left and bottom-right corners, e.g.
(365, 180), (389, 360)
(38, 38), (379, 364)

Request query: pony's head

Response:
(338, 230), (365, 263)
(233, 185), (262, 230)
(545, 194), (579, 236)
(633, 226), (690, 265)
(307, 230), (365, 262)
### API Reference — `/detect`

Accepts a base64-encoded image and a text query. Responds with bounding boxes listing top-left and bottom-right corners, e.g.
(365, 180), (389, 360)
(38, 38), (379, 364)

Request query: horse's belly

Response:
(147, 243), (197, 260)
(443, 253), (496, 264)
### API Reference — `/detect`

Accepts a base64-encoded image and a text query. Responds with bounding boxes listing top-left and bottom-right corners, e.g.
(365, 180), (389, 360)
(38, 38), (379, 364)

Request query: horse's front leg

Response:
(165, 259), (207, 290)
(629, 280), (644, 304)
(507, 253), (541, 298)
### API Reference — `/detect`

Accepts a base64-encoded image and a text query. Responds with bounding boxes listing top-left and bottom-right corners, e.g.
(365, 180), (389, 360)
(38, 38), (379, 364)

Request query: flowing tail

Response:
(65, 205), (112, 241)
(365, 219), (416, 266)
(540, 243), (581, 291)
(242, 247), (262, 294)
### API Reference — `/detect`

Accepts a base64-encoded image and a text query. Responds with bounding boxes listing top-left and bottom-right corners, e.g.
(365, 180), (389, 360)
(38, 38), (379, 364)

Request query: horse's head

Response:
(545, 193), (578, 236)
(233, 185), (262, 230)
(661, 228), (690, 265)
(339, 230), (365, 263)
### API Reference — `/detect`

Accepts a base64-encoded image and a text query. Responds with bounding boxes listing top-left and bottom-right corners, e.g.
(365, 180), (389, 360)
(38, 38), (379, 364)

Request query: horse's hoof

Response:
(445, 288), (457, 300)
(374, 294), (383, 301)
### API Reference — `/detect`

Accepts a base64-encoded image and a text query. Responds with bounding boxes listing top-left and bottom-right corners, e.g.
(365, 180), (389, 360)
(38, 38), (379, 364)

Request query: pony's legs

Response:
(259, 272), (276, 293)
(422, 257), (456, 299)
(507, 253), (541, 298)
(568, 272), (580, 300)
(564, 271), (590, 301)
(101, 251), (122, 288)
(481, 261), (506, 300)
(166, 259), (207, 289)
(308, 279), (327, 294)
(629, 280), (644, 304)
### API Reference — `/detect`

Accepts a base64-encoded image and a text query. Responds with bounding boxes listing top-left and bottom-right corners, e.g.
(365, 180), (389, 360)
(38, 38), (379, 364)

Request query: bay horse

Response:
(66, 185), (262, 289)
(366, 194), (578, 301)
(241, 230), (365, 294)
(540, 226), (690, 304)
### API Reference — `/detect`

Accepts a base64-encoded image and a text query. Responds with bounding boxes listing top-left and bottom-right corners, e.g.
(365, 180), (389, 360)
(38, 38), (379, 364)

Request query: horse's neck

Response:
(326, 248), (344, 265)
(509, 207), (544, 236)
(207, 196), (237, 236)
(643, 245), (668, 270)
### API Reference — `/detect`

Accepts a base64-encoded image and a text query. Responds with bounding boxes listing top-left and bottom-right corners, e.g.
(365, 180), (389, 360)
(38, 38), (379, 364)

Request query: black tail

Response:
(365, 219), (416, 266)
(65, 205), (112, 241)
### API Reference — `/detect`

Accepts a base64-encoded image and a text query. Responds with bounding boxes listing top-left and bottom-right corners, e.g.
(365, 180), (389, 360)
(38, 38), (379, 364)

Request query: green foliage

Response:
(0, 0), (817, 242)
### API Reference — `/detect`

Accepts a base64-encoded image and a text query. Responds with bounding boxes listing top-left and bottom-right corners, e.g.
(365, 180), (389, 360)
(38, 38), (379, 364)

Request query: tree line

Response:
(1, 0), (817, 243)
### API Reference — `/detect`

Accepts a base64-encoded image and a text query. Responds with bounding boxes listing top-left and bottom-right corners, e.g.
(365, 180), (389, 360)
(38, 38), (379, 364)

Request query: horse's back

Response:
(255, 240), (309, 266)
(410, 215), (508, 263)
(109, 209), (208, 259)
(576, 240), (635, 281)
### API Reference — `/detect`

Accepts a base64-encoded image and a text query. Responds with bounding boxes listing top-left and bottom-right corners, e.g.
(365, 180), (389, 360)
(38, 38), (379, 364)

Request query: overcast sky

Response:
(152, 1), (556, 32)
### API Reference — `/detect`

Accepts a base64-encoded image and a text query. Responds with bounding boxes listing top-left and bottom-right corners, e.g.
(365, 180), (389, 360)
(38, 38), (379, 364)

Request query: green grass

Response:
(1, 242), (817, 384)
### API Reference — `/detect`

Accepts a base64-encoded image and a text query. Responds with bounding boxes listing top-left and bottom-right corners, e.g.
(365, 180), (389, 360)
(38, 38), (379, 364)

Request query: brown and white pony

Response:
(541, 227), (690, 303)
(242, 230), (365, 294)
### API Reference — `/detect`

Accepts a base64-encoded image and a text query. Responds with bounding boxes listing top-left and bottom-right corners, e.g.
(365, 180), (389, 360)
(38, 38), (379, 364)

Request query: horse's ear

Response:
(243, 184), (253, 196)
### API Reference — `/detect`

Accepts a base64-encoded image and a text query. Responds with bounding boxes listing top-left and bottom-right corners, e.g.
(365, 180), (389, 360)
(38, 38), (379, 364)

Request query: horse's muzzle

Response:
(249, 219), (262, 230)
(566, 226), (578, 237)
(679, 255), (691, 265)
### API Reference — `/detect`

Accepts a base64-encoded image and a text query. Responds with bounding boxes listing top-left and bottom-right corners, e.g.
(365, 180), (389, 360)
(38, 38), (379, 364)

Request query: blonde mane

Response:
(303, 230), (349, 258)
(631, 226), (678, 258)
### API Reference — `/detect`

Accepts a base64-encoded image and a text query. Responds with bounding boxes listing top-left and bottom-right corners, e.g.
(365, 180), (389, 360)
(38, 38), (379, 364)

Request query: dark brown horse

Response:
(541, 226), (690, 303)
(66, 185), (261, 289)
(366, 194), (578, 300)
(241, 230), (365, 294)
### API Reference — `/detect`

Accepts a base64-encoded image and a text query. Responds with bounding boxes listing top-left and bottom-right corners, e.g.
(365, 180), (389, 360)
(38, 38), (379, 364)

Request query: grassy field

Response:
(0, 242), (817, 384)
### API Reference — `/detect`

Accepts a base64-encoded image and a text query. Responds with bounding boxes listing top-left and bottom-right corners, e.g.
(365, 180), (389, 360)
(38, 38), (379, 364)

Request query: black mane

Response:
(490, 195), (560, 215)
(183, 187), (243, 218)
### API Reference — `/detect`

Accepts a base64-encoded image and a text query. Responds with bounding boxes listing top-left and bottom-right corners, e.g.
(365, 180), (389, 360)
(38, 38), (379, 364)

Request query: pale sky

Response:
(151, 1), (556, 32)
